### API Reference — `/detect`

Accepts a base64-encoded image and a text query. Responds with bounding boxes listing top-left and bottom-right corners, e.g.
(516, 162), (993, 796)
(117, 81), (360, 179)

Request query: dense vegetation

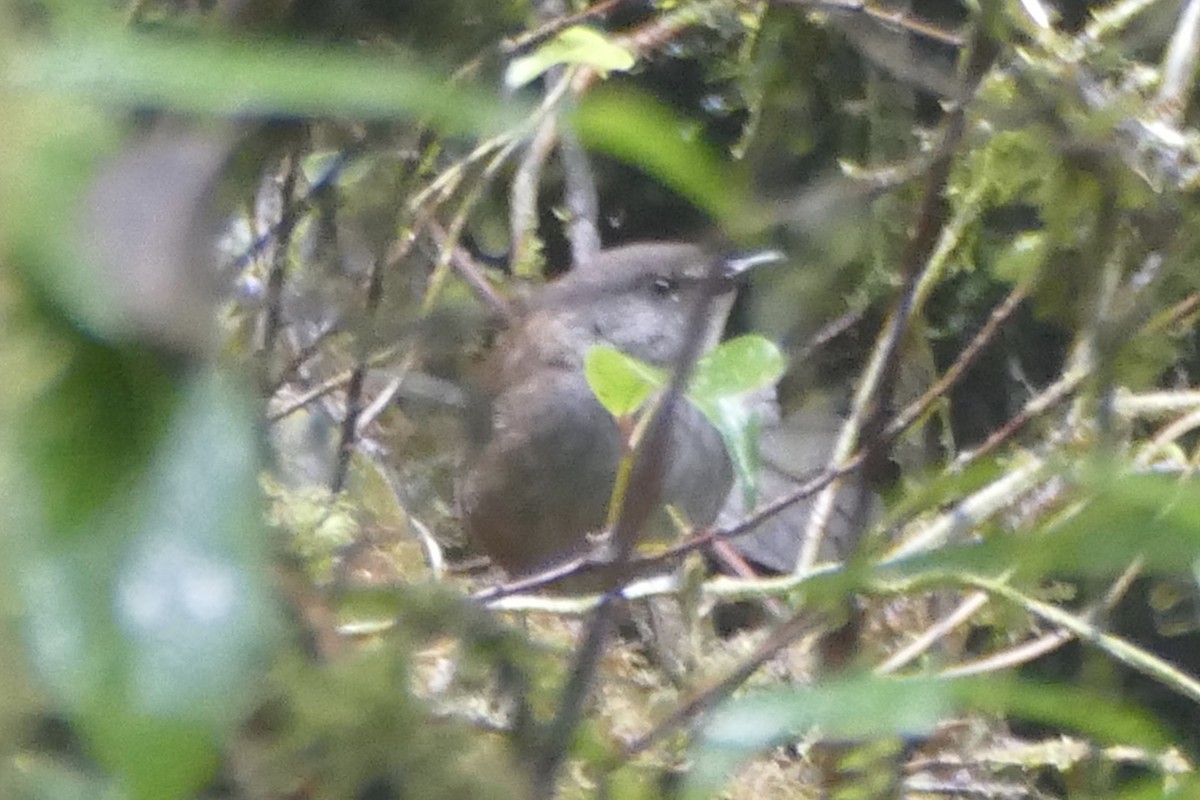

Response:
(3, 0), (1200, 797)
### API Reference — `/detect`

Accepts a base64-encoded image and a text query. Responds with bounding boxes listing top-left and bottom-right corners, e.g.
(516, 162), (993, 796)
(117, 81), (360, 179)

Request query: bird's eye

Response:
(651, 276), (677, 297)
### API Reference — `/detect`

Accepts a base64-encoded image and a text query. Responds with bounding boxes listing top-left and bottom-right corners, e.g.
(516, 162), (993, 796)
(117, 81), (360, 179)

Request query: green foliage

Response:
(505, 26), (636, 89)
(5, 0), (1200, 796)
(584, 335), (785, 504)
(9, 31), (521, 134)
(689, 675), (1176, 798)
(688, 674), (953, 797)
(688, 336), (786, 507)
(6, 365), (280, 800)
(585, 346), (667, 419)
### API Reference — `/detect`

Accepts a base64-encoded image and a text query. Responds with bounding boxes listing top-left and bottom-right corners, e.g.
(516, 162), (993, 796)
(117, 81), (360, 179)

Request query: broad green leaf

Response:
(585, 337), (783, 504)
(3, 100), (127, 343)
(959, 679), (1172, 751)
(10, 366), (280, 800)
(584, 345), (666, 418)
(8, 32), (520, 135)
(688, 675), (1173, 798)
(689, 393), (764, 507)
(689, 335), (786, 404)
(505, 26), (636, 89)
(687, 336), (784, 506)
(687, 675), (952, 797)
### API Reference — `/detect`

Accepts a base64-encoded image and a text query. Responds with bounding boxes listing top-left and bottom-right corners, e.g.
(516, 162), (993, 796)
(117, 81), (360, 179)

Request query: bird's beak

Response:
(722, 249), (787, 280)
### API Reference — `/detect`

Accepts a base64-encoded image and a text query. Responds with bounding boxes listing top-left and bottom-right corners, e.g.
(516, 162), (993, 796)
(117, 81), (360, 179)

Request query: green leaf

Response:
(584, 337), (783, 504)
(9, 366), (281, 800)
(687, 674), (953, 797)
(690, 393), (764, 507)
(2, 100), (127, 343)
(689, 335), (786, 402)
(688, 675), (1174, 798)
(8, 31), (520, 135)
(505, 26), (636, 89)
(993, 230), (1048, 285)
(687, 336), (785, 506)
(584, 345), (667, 418)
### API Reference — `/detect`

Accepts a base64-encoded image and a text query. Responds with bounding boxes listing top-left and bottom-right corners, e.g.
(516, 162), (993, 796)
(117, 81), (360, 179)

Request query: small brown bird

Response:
(457, 242), (746, 582)
(457, 241), (871, 587)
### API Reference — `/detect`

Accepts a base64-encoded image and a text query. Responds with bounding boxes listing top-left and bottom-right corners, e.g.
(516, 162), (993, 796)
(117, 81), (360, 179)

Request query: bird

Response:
(457, 242), (751, 584)
(457, 241), (871, 589)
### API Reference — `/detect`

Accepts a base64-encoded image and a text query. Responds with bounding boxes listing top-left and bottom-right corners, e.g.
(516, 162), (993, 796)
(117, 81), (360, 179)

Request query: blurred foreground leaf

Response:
(888, 469), (1200, 581)
(8, 31), (520, 134)
(8, 363), (279, 800)
(688, 674), (1174, 798)
(688, 674), (952, 798)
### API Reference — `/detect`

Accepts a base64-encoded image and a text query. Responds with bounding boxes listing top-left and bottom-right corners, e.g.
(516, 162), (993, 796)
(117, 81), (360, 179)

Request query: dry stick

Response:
(331, 251), (387, 493)
(560, 127), (602, 271)
(953, 369), (1087, 471)
(510, 107), (560, 272)
(531, 267), (725, 800)
(267, 346), (400, 422)
(941, 560), (1142, 678)
(961, 573), (1200, 705)
(513, 0), (601, 272)
(1144, 291), (1200, 340)
(875, 588), (993, 675)
(883, 284), (1029, 441)
(265, 318), (339, 396)
(427, 222), (513, 322)
(1137, 407), (1200, 467)
(792, 307), (866, 364)
(886, 548), (1140, 679)
(1085, 0), (1165, 42)
(260, 151), (301, 384)
(778, 0), (968, 47)
(1155, 0), (1200, 121)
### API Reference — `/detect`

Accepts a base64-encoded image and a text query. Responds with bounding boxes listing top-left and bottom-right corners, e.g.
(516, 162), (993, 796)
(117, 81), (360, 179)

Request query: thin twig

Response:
(939, 558), (1140, 680)
(960, 573), (1200, 705)
(331, 251), (387, 493)
(260, 151), (301, 381)
(883, 284), (1029, 442)
(501, 0), (627, 53)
